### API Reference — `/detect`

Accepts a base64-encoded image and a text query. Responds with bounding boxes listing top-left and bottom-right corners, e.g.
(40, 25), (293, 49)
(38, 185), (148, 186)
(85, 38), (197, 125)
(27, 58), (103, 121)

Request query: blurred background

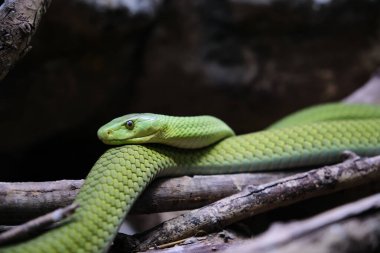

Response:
(0, 0), (380, 181)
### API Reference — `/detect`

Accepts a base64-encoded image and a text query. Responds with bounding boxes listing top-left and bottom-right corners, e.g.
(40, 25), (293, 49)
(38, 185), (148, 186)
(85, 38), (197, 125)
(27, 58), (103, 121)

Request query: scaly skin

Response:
(269, 103), (380, 129)
(97, 113), (235, 148)
(2, 106), (380, 252)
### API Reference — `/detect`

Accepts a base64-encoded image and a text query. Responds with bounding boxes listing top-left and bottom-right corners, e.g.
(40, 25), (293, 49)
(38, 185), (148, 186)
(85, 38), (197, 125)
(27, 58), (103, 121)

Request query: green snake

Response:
(2, 103), (380, 253)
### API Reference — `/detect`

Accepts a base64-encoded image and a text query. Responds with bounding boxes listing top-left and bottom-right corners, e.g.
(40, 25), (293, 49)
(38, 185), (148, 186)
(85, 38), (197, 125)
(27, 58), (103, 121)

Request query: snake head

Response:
(97, 113), (161, 145)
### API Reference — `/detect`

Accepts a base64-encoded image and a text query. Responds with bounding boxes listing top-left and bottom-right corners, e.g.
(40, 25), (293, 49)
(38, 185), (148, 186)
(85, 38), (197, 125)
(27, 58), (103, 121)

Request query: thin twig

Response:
(0, 203), (78, 245)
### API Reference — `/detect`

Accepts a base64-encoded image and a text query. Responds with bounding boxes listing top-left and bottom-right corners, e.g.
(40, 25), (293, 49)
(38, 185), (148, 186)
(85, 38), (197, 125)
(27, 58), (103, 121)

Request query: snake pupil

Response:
(125, 120), (134, 129)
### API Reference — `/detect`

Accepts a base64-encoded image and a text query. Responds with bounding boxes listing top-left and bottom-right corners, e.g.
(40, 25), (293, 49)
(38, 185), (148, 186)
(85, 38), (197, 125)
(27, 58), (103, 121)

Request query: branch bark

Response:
(0, 180), (83, 224)
(0, 172), (294, 224)
(136, 193), (380, 253)
(227, 193), (380, 253)
(132, 153), (380, 251)
(0, 203), (78, 246)
(0, 0), (51, 80)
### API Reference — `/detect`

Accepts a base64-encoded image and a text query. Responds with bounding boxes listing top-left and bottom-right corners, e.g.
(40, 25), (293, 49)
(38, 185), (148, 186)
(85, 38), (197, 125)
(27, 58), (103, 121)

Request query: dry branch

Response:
(228, 193), (380, 253)
(139, 193), (380, 253)
(0, 203), (78, 246)
(112, 230), (242, 253)
(0, 0), (51, 80)
(133, 153), (380, 251)
(0, 173), (294, 224)
(0, 180), (83, 224)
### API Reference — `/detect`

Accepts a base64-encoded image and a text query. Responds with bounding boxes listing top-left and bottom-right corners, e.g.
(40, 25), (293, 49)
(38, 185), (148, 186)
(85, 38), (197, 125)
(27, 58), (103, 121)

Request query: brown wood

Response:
(129, 194), (380, 253)
(0, 0), (51, 80)
(0, 172), (294, 224)
(228, 193), (380, 253)
(133, 153), (380, 251)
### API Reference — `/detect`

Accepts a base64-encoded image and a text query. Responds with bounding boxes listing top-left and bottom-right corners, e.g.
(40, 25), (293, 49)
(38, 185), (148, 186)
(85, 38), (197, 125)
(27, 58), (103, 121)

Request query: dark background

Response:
(1, 0), (380, 181)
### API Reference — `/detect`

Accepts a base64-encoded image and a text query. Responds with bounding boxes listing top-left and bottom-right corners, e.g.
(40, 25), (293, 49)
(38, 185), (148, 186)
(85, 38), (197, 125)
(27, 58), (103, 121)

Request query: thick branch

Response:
(133, 153), (380, 251)
(138, 193), (380, 253)
(0, 0), (51, 80)
(0, 180), (82, 224)
(0, 172), (294, 224)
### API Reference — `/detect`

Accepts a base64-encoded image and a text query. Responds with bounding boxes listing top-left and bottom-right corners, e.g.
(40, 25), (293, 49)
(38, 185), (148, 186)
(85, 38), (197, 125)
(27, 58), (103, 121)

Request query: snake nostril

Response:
(107, 130), (112, 136)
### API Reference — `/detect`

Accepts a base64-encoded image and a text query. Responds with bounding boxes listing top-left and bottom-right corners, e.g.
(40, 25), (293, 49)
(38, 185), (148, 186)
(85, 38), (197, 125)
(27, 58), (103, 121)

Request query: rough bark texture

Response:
(0, 172), (295, 224)
(133, 153), (380, 251)
(111, 230), (243, 253)
(0, 180), (83, 224)
(0, 204), (78, 246)
(0, 0), (51, 80)
(135, 194), (380, 253)
(133, 172), (294, 214)
(226, 193), (380, 253)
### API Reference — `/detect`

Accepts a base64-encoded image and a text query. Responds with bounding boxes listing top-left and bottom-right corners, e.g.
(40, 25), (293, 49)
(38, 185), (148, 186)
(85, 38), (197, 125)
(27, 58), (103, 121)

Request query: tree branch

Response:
(132, 153), (380, 251)
(136, 193), (380, 253)
(227, 193), (380, 253)
(0, 203), (78, 246)
(0, 180), (83, 224)
(0, 0), (51, 81)
(0, 173), (294, 224)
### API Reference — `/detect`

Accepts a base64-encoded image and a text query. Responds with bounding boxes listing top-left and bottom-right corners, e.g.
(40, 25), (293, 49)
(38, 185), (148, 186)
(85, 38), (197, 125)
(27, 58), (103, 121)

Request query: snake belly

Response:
(2, 114), (380, 252)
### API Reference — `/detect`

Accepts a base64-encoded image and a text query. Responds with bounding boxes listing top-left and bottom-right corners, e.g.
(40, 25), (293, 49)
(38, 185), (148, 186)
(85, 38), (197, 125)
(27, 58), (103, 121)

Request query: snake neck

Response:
(156, 115), (235, 149)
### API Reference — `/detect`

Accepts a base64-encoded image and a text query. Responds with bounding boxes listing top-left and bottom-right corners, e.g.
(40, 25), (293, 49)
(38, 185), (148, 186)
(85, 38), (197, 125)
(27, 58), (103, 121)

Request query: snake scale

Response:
(2, 103), (380, 252)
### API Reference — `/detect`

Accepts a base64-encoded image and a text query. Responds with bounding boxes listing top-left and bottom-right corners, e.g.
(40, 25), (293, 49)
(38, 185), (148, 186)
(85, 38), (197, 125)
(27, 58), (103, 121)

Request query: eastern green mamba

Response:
(2, 103), (380, 252)
(97, 113), (235, 148)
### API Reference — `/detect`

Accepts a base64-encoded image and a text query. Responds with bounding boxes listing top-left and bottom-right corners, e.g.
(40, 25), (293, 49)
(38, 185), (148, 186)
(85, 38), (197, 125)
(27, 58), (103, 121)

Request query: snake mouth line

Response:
(126, 132), (159, 143)
(105, 131), (159, 145)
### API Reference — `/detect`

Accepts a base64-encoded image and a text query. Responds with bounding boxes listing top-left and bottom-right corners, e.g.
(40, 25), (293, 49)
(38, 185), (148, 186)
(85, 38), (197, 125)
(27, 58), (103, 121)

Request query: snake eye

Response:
(125, 120), (134, 130)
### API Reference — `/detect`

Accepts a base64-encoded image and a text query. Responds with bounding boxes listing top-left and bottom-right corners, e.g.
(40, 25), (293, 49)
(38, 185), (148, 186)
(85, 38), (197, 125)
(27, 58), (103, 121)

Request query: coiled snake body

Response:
(2, 103), (380, 252)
